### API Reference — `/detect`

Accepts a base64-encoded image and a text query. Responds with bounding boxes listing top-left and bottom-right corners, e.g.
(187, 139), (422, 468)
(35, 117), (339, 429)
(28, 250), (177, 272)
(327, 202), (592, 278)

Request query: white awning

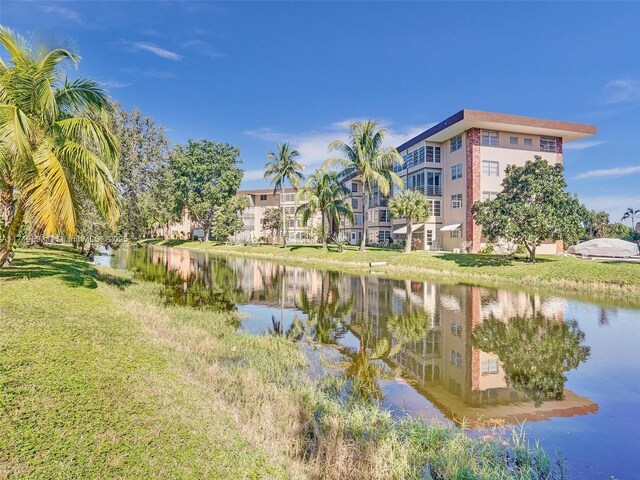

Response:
(440, 223), (462, 232)
(392, 223), (424, 235)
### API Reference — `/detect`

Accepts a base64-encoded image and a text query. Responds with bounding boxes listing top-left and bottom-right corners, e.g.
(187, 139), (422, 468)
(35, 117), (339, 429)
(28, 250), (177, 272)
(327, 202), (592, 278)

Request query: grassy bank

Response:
(1, 247), (562, 479)
(142, 240), (640, 301)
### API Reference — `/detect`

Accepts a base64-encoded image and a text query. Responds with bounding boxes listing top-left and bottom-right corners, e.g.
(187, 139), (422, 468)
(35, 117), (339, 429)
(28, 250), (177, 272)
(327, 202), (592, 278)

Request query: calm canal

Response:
(99, 245), (640, 479)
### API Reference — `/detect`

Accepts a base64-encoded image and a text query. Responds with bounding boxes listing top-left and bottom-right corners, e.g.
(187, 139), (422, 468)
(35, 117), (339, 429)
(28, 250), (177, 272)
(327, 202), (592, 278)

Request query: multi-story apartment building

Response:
(234, 188), (322, 243)
(345, 110), (597, 252)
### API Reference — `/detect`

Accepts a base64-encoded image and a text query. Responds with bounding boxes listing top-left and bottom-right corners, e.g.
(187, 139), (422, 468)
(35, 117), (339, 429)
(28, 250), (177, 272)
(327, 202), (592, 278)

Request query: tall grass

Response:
(116, 271), (563, 480)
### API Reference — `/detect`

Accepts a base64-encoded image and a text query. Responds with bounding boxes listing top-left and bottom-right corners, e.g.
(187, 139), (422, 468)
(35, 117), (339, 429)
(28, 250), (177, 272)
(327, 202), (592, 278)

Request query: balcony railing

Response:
(425, 185), (442, 196)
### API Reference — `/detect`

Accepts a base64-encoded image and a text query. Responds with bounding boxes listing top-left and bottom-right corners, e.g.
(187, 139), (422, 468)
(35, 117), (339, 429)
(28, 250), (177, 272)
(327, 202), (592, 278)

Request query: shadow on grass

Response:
(0, 247), (135, 290)
(437, 253), (553, 267)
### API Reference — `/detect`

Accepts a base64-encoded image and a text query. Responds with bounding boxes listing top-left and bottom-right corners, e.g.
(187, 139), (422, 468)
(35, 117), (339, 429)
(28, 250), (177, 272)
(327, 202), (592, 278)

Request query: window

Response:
(509, 136), (518, 145)
(426, 145), (441, 163)
(354, 214), (363, 225)
(451, 164), (463, 180)
(450, 350), (462, 367)
(379, 230), (391, 243)
(451, 227), (462, 238)
(351, 182), (358, 193)
(482, 191), (499, 201)
(540, 136), (557, 152)
(481, 359), (499, 375)
(524, 138), (533, 146)
(482, 160), (500, 176)
(425, 229), (433, 246)
(450, 134), (462, 152)
(351, 198), (359, 209)
(451, 194), (462, 209)
(259, 194), (267, 201)
(408, 171), (425, 193)
(481, 130), (499, 147)
(429, 199), (441, 217)
(379, 209), (389, 222)
(451, 323), (463, 337)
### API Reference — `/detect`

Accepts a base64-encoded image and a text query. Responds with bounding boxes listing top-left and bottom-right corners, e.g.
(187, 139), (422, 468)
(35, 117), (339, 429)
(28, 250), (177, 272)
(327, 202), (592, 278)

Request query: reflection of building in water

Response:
(347, 279), (597, 427)
(224, 256), (325, 308)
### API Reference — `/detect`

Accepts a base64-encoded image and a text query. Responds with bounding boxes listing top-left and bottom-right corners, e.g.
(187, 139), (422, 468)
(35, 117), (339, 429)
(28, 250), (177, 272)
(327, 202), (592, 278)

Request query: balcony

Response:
(425, 185), (442, 196)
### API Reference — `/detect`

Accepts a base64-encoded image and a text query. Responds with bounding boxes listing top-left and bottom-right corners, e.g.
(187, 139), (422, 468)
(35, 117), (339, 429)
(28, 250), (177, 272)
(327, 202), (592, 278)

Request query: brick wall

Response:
(465, 128), (482, 252)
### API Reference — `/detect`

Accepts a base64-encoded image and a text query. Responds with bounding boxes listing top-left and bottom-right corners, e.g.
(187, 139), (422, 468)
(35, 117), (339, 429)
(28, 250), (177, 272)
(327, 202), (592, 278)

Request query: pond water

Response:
(99, 245), (640, 479)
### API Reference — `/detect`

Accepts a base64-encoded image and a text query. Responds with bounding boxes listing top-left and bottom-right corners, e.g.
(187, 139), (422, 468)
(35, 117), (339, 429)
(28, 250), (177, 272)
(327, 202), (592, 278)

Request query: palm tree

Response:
(621, 207), (640, 230)
(324, 121), (404, 252)
(264, 143), (304, 247)
(296, 168), (354, 251)
(388, 189), (431, 253)
(0, 28), (119, 267)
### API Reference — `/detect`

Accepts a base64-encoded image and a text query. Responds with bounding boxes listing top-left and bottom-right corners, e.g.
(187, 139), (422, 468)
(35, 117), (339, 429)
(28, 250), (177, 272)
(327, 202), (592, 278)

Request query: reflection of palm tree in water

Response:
(337, 275), (401, 401)
(295, 271), (352, 345)
(473, 314), (590, 407)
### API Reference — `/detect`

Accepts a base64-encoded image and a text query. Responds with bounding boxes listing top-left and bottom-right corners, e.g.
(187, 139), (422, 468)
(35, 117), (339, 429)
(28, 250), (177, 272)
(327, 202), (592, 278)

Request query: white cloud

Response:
(581, 195), (640, 221)
(575, 166), (640, 180)
(243, 169), (267, 181)
(123, 41), (183, 61)
(564, 140), (607, 151)
(181, 40), (225, 59)
(101, 80), (131, 89)
(603, 78), (640, 104)
(43, 5), (82, 23)
(244, 120), (434, 174)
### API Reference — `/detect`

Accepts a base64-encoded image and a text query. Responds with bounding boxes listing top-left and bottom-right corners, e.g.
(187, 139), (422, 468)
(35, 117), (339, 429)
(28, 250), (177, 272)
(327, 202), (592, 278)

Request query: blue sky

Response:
(2, 1), (640, 221)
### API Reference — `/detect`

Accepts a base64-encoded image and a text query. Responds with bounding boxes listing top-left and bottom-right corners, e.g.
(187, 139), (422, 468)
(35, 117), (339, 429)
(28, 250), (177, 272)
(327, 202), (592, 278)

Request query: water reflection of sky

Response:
(99, 246), (640, 480)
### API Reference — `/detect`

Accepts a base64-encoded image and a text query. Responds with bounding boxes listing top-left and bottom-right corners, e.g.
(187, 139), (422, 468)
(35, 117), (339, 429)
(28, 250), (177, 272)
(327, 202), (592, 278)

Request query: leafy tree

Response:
(210, 194), (249, 242)
(147, 161), (180, 238)
(583, 210), (612, 239)
(621, 207), (640, 229)
(0, 28), (120, 267)
(324, 121), (404, 252)
(296, 168), (354, 251)
(472, 156), (584, 262)
(171, 139), (243, 240)
(264, 143), (304, 247)
(388, 189), (431, 253)
(111, 105), (172, 239)
(472, 315), (590, 407)
(261, 207), (282, 244)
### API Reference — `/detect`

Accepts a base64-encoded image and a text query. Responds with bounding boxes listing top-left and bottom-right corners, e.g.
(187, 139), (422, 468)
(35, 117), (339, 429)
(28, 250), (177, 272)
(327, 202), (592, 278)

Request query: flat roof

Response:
(238, 187), (296, 195)
(397, 109), (597, 152)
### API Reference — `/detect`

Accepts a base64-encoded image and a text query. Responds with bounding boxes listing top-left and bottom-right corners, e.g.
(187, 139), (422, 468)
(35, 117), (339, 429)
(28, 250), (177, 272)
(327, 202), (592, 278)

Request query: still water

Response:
(100, 245), (640, 479)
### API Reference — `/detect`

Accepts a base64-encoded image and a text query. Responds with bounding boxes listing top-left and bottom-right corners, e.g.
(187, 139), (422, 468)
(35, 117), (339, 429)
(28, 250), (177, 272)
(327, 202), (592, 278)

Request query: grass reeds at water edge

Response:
(1, 246), (564, 479)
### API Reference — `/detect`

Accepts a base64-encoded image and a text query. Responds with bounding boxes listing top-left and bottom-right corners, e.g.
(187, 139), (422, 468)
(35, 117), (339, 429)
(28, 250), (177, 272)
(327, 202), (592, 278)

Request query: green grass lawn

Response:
(0, 246), (568, 479)
(142, 239), (640, 301)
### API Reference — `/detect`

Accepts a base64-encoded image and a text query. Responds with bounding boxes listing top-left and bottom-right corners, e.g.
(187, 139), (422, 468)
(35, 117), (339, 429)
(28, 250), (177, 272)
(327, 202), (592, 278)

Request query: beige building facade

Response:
(234, 188), (323, 243)
(344, 109), (597, 252)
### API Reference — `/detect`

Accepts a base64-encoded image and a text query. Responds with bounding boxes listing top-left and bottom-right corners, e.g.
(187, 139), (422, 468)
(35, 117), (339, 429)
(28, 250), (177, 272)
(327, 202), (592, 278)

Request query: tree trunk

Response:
(321, 212), (327, 251)
(405, 218), (413, 253)
(0, 202), (24, 268)
(525, 243), (536, 263)
(360, 187), (368, 253)
(281, 187), (286, 248)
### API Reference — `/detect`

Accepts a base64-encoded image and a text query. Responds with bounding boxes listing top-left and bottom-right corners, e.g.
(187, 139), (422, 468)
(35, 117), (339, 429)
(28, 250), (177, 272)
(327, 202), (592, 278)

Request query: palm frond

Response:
(24, 142), (76, 234)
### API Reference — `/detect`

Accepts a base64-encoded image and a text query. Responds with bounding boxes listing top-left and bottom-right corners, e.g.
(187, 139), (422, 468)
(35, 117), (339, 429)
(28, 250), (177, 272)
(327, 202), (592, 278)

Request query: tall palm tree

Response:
(264, 143), (304, 247)
(0, 27), (119, 267)
(621, 207), (640, 230)
(388, 189), (431, 253)
(296, 168), (354, 251)
(324, 121), (404, 252)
